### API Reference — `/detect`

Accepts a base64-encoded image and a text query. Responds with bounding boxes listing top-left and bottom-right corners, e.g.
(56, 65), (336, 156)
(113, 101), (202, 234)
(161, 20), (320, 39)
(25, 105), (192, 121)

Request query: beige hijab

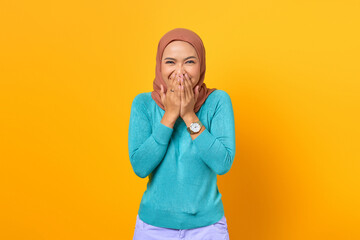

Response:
(151, 28), (217, 113)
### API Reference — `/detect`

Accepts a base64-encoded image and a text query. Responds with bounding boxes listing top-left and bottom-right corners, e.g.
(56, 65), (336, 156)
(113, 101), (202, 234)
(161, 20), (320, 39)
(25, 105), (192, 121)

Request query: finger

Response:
(189, 75), (199, 102)
(194, 85), (200, 102)
(177, 73), (182, 85)
(160, 84), (165, 103)
(179, 74), (184, 91)
(174, 73), (181, 91)
(174, 74), (181, 96)
(176, 73), (181, 86)
(169, 72), (177, 92)
(171, 73), (176, 93)
(187, 74), (194, 97)
(178, 82), (181, 99)
(179, 75), (185, 101)
(180, 75), (184, 102)
(161, 84), (165, 95)
(173, 74), (181, 99)
(180, 75), (186, 99)
(170, 72), (176, 88)
(183, 74), (191, 99)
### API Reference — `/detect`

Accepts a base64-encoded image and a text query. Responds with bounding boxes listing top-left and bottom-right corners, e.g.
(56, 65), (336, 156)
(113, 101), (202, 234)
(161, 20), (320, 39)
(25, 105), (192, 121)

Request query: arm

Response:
(128, 94), (174, 178)
(192, 91), (236, 175)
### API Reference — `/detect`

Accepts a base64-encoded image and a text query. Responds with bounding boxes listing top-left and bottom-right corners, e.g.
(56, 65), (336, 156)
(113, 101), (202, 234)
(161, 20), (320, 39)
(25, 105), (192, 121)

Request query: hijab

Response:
(151, 28), (217, 113)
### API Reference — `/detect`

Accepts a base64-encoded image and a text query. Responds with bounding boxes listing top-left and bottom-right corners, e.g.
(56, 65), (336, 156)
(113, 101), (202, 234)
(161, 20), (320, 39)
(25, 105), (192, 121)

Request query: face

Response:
(161, 40), (201, 89)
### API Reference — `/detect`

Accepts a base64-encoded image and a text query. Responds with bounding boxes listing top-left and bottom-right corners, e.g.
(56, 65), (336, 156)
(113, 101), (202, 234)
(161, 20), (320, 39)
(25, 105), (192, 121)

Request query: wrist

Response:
(162, 112), (178, 128)
(164, 111), (178, 120)
(182, 112), (198, 126)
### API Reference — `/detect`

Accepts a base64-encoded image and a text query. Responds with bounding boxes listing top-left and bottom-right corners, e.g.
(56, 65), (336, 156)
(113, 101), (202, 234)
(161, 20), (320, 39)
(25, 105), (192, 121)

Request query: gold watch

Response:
(187, 120), (203, 135)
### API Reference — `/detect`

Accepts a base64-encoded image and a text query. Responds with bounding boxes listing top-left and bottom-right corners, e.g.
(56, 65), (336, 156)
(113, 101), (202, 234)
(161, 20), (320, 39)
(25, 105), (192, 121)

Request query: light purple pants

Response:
(133, 214), (230, 240)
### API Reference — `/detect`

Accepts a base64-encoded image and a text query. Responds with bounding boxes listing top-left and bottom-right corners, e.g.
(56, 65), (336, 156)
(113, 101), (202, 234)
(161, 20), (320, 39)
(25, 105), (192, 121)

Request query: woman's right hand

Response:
(160, 72), (181, 120)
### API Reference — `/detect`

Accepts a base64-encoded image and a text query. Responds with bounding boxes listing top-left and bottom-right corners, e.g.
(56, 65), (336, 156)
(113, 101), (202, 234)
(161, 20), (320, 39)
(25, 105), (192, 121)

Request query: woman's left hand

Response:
(179, 73), (200, 120)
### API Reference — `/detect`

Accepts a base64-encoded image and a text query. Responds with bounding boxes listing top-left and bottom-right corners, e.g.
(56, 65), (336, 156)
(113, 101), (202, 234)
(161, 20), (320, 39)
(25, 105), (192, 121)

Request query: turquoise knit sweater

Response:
(128, 89), (236, 229)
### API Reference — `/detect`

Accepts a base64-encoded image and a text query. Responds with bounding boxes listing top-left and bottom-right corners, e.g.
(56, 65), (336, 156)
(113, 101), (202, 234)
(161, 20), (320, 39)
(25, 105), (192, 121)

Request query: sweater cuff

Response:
(152, 122), (174, 145)
(192, 127), (214, 151)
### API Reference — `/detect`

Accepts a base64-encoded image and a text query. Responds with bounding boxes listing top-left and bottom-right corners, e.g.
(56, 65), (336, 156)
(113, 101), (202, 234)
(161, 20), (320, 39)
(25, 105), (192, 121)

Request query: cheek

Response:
(190, 73), (200, 85)
(188, 66), (200, 78)
(160, 66), (170, 83)
(186, 74), (198, 87)
(192, 78), (199, 87)
(162, 75), (169, 86)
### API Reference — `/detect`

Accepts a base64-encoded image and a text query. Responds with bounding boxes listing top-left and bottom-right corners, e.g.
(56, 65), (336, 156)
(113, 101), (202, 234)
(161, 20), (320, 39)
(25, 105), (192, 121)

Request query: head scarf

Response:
(151, 28), (217, 113)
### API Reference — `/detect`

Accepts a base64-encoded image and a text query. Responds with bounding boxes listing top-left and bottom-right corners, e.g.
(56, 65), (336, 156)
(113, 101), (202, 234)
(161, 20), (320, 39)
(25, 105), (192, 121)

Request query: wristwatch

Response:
(187, 120), (203, 135)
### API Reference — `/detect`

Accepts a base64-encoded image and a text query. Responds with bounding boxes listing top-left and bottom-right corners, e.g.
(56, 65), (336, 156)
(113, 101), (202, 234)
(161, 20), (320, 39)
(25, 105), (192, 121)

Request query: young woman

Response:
(128, 28), (236, 240)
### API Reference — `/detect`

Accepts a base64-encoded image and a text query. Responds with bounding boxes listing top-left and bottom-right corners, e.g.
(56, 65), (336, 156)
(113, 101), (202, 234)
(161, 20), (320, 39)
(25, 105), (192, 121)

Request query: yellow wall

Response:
(1, 0), (359, 239)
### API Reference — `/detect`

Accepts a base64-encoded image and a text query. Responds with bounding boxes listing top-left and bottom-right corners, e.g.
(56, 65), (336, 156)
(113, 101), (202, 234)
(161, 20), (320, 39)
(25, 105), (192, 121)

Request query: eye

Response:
(165, 60), (195, 64)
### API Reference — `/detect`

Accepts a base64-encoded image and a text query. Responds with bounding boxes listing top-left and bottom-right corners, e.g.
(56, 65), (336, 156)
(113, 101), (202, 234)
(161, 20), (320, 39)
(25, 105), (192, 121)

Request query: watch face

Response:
(190, 122), (201, 132)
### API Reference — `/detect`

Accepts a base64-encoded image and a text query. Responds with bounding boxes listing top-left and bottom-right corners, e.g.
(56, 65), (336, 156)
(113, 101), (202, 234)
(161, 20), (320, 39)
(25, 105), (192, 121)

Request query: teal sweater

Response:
(128, 89), (236, 229)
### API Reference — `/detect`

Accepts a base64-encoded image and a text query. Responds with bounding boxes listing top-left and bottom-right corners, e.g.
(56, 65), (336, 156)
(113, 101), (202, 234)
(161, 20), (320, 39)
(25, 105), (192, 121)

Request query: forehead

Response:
(162, 41), (198, 57)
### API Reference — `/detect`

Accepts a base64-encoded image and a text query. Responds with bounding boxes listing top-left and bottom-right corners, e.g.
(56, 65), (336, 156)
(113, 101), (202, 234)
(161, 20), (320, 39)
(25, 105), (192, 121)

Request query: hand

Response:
(179, 73), (200, 120)
(160, 72), (181, 120)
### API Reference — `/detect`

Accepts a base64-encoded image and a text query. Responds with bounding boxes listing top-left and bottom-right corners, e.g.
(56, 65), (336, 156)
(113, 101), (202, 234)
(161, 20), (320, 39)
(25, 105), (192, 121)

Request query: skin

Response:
(159, 40), (206, 140)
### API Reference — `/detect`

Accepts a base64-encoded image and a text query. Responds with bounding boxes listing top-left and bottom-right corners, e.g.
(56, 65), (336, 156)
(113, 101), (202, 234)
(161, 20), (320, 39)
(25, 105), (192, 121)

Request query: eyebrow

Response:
(163, 56), (197, 61)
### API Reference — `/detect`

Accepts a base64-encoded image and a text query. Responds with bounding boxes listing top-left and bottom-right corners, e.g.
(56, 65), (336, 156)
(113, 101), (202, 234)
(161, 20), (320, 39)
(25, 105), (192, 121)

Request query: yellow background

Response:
(1, 0), (359, 239)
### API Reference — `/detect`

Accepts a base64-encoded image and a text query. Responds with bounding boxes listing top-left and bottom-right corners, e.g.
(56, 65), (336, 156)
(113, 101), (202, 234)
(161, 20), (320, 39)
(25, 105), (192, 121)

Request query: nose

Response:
(175, 68), (186, 76)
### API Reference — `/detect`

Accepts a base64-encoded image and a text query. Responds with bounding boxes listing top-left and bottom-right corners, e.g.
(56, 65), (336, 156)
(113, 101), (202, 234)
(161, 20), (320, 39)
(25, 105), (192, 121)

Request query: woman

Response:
(128, 28), (236, 240)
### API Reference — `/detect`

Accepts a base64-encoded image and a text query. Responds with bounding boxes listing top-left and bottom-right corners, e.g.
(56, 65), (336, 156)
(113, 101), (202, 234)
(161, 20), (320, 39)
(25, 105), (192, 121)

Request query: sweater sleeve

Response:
(192, 91), (236, 175)
(128, 94), (173, 178)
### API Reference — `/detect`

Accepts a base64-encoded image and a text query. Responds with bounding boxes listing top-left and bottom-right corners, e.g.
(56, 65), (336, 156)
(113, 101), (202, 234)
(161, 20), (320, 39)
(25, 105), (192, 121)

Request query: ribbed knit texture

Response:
(128, 89), (236, 229)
